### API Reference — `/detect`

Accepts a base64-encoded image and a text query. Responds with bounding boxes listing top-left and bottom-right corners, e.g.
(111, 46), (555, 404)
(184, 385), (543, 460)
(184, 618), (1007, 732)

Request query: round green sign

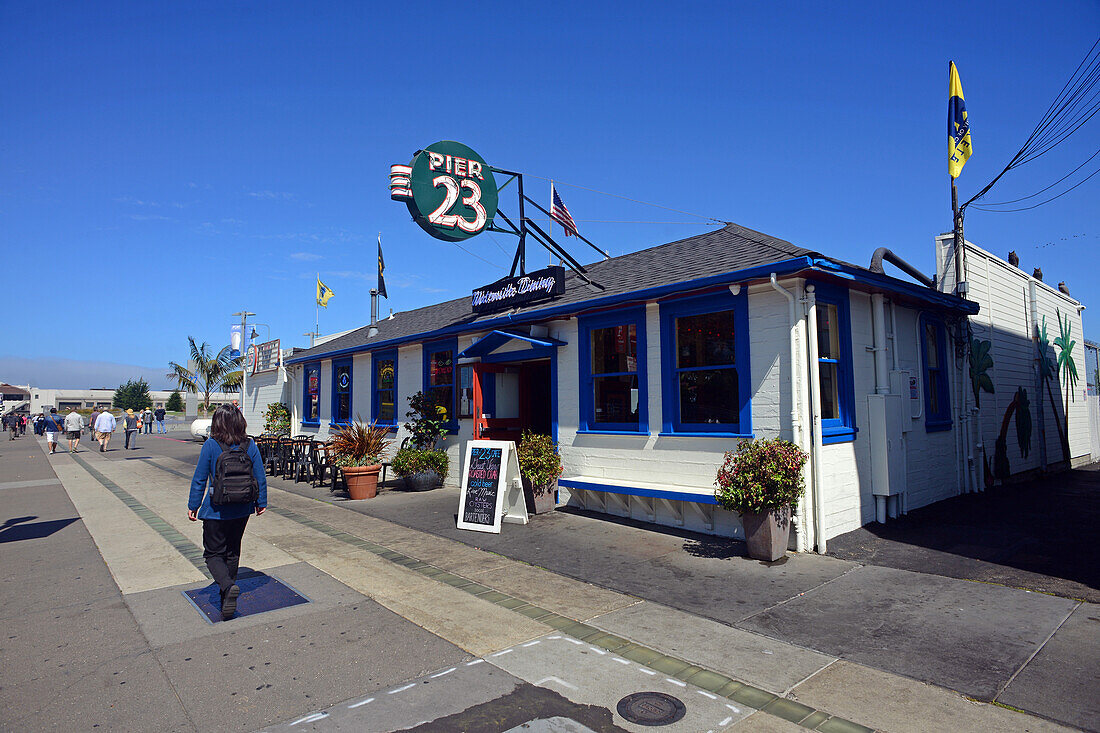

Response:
(396, 141), (498, 242)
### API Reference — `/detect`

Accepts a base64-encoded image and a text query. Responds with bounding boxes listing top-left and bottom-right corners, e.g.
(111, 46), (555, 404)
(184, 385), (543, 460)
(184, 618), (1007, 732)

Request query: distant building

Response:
(23, 387), (237, 413)
(1, 383), (31, 415)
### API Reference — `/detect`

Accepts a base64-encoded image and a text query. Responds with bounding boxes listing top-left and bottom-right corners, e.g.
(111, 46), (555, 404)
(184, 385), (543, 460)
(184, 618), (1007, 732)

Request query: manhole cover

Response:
(616, 691), (686, 726)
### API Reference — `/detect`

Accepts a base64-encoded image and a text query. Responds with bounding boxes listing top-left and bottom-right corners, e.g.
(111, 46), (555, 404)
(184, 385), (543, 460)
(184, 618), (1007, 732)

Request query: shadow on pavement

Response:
(0, 516), (79, 543)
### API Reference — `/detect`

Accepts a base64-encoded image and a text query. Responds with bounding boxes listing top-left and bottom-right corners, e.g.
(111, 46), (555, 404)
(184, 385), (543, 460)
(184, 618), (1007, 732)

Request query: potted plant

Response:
(714, 438), (808, 562)
(392, 391), (449, 491)
(330, 417), (391, 500)
(516, 430), (563, 514)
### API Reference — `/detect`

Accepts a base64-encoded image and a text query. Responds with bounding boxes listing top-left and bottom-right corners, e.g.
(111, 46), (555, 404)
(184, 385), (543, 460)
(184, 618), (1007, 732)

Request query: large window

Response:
(331, 358), (352, 425)
(303, 363), (321, 424)
(372, 351), (397, 427)
(579, 308), (648, 433)
(921, 314), (951, 432)
(423, 339), (458, 428)
(660, 290), (751, 435)
(813, 282), (857, 444)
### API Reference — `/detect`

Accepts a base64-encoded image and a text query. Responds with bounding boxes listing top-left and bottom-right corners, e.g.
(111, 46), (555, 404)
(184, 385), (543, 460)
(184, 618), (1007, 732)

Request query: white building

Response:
(27, 388), (237, 413)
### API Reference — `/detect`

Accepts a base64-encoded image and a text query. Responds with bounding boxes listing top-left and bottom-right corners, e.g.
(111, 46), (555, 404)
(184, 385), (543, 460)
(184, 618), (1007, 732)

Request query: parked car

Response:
(190, 418), (211, 441)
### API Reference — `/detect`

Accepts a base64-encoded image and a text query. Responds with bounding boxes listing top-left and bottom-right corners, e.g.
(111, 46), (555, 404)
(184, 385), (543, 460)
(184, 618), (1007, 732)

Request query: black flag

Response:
(377, 233), (387, 299)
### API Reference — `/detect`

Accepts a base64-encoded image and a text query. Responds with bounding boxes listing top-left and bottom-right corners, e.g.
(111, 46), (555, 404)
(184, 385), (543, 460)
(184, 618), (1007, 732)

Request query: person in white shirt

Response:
(64, 409), (84, 453)
(94, 409), (117, 452)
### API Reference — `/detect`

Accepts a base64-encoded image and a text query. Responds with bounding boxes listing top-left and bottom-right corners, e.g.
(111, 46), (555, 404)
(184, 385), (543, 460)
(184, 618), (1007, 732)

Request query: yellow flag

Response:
(316, 278), (334, 307)
(949, 61), (972, 178)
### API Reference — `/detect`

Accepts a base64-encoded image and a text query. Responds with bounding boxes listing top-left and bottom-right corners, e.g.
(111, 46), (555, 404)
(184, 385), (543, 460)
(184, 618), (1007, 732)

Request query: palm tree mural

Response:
(992, 386), (1032, 482)
(969, 338), (995, 407)
(1054, 309), (1079, 453)
(167, 337), (243, 412)
(1037, 316), (1070, 462)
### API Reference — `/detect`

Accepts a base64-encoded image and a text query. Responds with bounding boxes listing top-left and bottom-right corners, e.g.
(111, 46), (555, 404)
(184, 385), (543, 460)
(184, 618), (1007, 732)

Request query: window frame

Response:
(920, 314), (952, 432)
(659, 289), (752, 437)
(422, 338), (459, 432)
(330, 357), (353, 426)
(578, 307), (648, 434)
(371, 349), (398, 430)
(812, 281), (858, 444)
(302, 362), (321, 426)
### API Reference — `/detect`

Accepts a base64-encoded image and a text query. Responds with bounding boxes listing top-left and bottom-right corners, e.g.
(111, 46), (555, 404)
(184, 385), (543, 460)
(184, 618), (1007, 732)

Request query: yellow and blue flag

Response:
(316, 278), (334, 307)
(949, 61), (972, 178)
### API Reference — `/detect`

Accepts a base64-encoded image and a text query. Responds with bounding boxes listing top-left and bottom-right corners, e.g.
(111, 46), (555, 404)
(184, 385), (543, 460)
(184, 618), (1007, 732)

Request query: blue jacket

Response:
(188, 439), (268, 520)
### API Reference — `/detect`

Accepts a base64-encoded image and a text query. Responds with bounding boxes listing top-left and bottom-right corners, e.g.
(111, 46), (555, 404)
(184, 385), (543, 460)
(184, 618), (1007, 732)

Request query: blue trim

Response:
(658, 431), (753, 439)
(371, 349), (398, 428)
(422, 337), (459, 430)
(811, 280), (857, 443)
(559, 478), (718, 506)
(920, 314), (952, 432)
(458, 330), (566, 359)
(808, 261), (980, 315)
(301, 362), (321, 426)
(330, 357), (353, 425)
(576, 429), (652, 436)
(578, 306), (648, 433)
(549, 347), (558, 444)
(481, 345), (557, 363)
(659, 289), (751, 435)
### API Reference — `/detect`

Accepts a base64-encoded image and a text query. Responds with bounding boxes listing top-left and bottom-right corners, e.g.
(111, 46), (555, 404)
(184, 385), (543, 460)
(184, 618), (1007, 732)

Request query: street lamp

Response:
(232, 311), (255, 411)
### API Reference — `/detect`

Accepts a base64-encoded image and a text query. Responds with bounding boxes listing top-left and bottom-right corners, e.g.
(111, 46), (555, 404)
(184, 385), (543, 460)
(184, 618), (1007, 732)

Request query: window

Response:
(423, 340), (458, 427)
(660, 290), (751, 435)
(331, 358), (352, 424)
(921, 315), (951, 431)
(812, 282), (857, 443)
(578, 307), (647, 432)
(303, 363), (321, 424)
(372, 351), (397, 427)
(458, 365), (474, 419)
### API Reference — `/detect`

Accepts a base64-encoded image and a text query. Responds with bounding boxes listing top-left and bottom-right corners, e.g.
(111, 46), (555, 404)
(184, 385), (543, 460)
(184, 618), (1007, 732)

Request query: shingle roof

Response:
(290, 223), (819, 362)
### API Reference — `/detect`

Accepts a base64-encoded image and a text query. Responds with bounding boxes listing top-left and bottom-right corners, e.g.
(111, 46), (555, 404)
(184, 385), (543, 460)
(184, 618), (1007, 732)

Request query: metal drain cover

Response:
(616, 691), (686, 726)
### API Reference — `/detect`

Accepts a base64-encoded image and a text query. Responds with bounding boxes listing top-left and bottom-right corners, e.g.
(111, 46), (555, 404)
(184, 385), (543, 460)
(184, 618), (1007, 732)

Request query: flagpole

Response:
(549, 180), (553, 266)
(315, 271), (320, 340)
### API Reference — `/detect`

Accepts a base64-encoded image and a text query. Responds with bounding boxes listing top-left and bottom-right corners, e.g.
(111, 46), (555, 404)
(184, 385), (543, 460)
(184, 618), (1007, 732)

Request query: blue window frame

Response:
(372, 350), (397, 428)
(659, 289), (751, 436)
(813, 282), (857, 444)
(578, 307), (648, 433)
(331, 358), (353, 425)
(302, 363), (321, 425)
(423, 338), (458, 431)
(921, 314), (952, 432)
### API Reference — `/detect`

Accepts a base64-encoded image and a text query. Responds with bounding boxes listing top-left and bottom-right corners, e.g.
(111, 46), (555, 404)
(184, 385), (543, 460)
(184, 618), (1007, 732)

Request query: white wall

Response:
(243, 369), (288, 434)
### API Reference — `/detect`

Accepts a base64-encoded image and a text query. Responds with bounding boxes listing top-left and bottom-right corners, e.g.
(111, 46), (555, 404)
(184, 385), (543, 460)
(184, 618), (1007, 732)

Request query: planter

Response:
(401, 470), (442, 492)
(342, 464), (382, 500)
(740, 506), (791, 562)
(522, 477), (557, 515)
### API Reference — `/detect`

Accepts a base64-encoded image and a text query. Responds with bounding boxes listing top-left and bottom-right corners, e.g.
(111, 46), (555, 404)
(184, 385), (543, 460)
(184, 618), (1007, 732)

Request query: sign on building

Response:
(471, 266), (566, 314)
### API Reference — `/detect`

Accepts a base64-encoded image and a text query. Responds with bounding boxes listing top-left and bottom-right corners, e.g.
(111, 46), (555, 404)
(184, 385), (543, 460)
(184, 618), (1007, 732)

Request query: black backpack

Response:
(211, 440), (259, 505)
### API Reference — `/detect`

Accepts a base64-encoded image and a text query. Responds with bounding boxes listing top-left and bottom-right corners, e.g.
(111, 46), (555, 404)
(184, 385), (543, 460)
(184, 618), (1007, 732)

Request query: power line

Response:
(521, 171), (727, 224)
(970, 162), (1100, 212)
(979, 147), (1100, 205)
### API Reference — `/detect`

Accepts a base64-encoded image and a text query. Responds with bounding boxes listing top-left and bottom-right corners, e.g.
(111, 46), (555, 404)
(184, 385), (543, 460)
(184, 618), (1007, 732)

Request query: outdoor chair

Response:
(292, 436), (314, 483)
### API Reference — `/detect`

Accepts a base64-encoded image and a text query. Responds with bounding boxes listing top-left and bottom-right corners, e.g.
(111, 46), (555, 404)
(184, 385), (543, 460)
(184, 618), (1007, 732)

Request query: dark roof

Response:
(291, 223), (815, 362)
(0, 383), (30, 397)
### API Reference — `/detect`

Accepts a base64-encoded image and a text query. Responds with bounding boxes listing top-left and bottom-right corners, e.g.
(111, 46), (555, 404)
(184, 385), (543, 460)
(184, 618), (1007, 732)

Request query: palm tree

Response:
(1054, 309), (1079, 450)
(167, 337), (243, 412)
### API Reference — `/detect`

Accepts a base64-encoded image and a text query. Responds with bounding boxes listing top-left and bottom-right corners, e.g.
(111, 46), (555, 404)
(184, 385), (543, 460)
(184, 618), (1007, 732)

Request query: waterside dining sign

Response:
(471, 266), (565, 314)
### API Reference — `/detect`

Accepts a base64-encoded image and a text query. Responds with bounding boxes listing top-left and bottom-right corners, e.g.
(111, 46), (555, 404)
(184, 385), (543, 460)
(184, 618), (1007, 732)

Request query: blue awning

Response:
(458, 330), (567, 360)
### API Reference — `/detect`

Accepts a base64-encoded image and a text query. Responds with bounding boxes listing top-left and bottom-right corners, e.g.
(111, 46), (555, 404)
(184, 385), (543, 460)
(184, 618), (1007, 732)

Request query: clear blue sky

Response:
(2, 2), (1097, 389)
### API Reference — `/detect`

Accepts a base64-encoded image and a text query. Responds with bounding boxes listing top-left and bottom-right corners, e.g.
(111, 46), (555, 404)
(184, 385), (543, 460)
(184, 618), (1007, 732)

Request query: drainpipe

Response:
(804, 284), (826, 554)
(769, 274), (806, 553)
(871, 294), (889, 395)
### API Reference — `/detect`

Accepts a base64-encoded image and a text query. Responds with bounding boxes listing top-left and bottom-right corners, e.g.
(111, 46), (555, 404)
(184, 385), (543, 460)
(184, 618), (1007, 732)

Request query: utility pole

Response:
(232, 310), (255, 410)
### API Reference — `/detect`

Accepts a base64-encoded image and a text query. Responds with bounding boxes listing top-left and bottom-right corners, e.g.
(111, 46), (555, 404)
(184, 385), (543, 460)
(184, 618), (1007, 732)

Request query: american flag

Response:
(550, 184), (579, 237)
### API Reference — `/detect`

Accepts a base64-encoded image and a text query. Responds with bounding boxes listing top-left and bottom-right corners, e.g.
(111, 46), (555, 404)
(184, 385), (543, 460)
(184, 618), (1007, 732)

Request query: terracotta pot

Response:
(342, 464), (381, 500)
(401, 470), (442, 492)
(522, 477), (558, 515)
(740, 506), (791, 562)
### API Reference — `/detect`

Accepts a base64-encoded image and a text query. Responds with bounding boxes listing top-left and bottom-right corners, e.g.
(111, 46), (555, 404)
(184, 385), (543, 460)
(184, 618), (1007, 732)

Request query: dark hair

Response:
(210, 404), (248, 446)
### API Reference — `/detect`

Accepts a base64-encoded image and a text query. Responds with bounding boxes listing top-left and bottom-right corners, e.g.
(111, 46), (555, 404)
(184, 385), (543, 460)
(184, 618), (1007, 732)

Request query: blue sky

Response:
(2, 1), (1097, 389)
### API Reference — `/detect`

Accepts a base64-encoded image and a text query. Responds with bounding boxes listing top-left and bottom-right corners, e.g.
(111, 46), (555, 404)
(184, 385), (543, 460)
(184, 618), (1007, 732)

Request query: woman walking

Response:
(122, 408), (140, 449)
(187, 405), (266, 620)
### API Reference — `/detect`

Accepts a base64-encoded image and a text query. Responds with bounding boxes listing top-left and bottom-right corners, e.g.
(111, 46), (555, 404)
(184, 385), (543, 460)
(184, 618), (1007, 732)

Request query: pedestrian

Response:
(154, 406), (166, 434)
(142, 407), (154, 434)
(33, 413), (43, 436)
(187, 404), (267, 620)
(3, 413), (16, 440)
(94, 408), (117, 452)
(64, 408), (84, 453)
(43, 408), (63, 453)
(122, 408), (139, 450)
(88, 407), (100, 439)
(19, 414), (26, 435)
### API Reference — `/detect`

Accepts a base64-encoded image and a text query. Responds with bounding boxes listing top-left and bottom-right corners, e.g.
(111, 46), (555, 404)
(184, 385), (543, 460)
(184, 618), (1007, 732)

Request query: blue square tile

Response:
(183, 572), (310, 623)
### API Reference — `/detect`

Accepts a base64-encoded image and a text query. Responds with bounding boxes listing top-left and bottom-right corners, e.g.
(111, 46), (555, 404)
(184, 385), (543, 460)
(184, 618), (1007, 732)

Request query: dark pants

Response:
(124, 429), (137, 448)
(144, 421), (152, 433)
(202, 516), (250, 594)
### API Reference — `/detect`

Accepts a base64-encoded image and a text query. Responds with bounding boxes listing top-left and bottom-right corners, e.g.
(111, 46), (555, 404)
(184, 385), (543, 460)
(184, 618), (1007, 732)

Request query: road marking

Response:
(466, 659), (484, 666)
(612, 657), (629, 665)
(536, 676), (578, 690)
(666, 678), (687, 687)
(289, 712), (328, 726)
(430, 667), (456, 678)
(0, 478), (61, 490)
(639, 667), (656, 675)
(522, 640), (541, 647)
(348, 697), (374, 709)
(698, 690), (717, 699)
(491, 649), (514, 657)
(564, 637), (583, 645)
(725, 704), (741, 713)
(588, 646), (607, 654)
(719, 716), (733, 726)
(388, 683), (416, 694)
(547, 635), (561, 640)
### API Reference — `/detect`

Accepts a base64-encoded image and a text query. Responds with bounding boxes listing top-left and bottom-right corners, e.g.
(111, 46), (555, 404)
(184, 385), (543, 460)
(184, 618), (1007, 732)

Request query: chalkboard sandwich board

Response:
(457, 440), (527, 533)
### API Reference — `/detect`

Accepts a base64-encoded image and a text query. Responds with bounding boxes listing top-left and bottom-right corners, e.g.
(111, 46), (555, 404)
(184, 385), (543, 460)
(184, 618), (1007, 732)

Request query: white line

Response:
(430, 668), (456, 678)
(639, 668), (656, 675)
(289, 712), (328, 726)
(725, 704), (741, 713)
(388, 683), (416, 694)
(522, 640), (541, 647)
(588, 646), (607, 655)
(564, 637), (583, 645)
(466, 659), (484, 666)
(348, 697), (374, 709)
(491, 649), (514, 657)
(612, 657), (630, 665)
(547, 635), (561, 640)
(536, 676), (578, 690)
(697, 690), (717, 699)
(666, 678), (687, 687)
(719, 716), (733, 726)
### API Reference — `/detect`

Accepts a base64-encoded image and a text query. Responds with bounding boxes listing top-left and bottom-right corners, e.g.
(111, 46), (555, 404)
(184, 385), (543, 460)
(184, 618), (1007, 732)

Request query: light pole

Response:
(232, 311), (255, 411)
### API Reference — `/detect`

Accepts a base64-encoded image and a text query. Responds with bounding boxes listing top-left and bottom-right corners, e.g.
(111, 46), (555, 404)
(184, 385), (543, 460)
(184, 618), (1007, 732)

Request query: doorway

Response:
(472, 359), (553, 441)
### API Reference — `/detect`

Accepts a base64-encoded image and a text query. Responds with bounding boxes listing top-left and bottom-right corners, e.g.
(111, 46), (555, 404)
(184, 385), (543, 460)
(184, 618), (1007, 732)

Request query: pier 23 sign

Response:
(390, 141), (499, 242)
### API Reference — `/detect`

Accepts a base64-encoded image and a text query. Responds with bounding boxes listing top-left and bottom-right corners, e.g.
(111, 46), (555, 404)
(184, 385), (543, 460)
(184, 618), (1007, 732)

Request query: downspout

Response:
(871, 293), (890, 522)
(805, 284), (826, 554)
(769, 274), (806, 553)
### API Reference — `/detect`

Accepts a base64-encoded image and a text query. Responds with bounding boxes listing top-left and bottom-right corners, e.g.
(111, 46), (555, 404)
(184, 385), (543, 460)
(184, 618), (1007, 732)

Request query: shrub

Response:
(330, 417), (390, 467)
(165, 391), (184, 412)
(262, 402), (291, 436)
(391, 447), (449, 478)
(403, 390), (448, 449)
(714, 438), (808, 515)
(516, 431), (563, 493)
